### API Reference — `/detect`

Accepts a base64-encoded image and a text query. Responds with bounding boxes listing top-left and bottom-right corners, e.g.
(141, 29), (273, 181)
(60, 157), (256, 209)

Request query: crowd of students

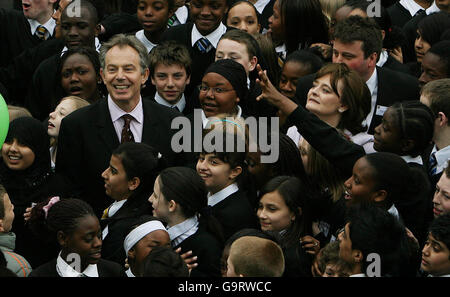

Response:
(0, 0), (450, 278)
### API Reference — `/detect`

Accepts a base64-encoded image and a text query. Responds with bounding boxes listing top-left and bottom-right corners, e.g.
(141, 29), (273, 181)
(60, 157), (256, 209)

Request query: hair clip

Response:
(42, 196), (60, 219)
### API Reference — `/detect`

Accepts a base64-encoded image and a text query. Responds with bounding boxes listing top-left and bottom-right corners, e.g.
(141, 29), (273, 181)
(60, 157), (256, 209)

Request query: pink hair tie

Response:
(42, 197), (60, 219)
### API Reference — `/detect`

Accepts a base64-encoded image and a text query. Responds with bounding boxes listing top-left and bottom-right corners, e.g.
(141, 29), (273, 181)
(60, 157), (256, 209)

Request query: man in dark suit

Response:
(295, 16), (420, 135)
(56, 34), (183, 218)
(160, 0), (230, 98)
(0, 0), (57, 67)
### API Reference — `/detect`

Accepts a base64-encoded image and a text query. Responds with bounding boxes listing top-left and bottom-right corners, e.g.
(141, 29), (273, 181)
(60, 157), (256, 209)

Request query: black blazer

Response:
(294, 66), (420, 134)
(160, 23), (224, 98)
(29, 258), (126, 277)
(100, 194), (153, 265)
(387, 1), (414, 29)
(210, 190), (257, 241)
(174, 224), (223, 277)
(55, 97), (184, 217)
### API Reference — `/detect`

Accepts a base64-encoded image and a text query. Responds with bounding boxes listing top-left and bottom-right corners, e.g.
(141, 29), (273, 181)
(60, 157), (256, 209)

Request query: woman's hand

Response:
(310, 43), (332, 60)
(176, 248), (198, 275)
(255, 64), (298, 116)
(300, 235), (321, 256)
(389, 46), (403, 64)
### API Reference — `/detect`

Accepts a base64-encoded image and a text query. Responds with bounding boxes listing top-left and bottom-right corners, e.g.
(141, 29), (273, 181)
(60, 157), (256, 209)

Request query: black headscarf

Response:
(204, 59), (248, 103)
(0, 117), (51, 201)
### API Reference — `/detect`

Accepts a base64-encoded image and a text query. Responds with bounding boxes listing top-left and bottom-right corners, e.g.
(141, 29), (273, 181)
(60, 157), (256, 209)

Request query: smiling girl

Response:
(29, 198), (125, 277)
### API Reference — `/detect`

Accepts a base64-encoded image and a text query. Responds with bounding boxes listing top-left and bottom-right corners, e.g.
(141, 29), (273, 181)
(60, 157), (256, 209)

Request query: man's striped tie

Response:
(195, 38), (213, 53)
(35, 25), (48, 40)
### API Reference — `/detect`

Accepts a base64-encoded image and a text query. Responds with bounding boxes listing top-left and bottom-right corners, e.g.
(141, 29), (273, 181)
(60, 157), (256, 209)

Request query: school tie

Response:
(277, 51), (285, 68)
(173, 106), (180, 113)
(35, 25), (48, 40)
(195, 38), (213, 53)
(167, 14), (178, 27)
(428, 152), (437, 176)
(121, 114), (135, 143)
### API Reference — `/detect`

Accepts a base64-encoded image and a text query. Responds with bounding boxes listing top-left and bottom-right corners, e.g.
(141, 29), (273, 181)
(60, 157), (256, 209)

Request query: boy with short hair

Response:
(421, 213), (450, 277)
(0, 184), (32, 277)
(148, 41), (193, 115)
(226, 235), (285, 277)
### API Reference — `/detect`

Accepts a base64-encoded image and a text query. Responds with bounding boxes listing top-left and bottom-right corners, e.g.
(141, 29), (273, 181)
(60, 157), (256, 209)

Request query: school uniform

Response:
(168, 5), (190, 27)
(294, 66), (420, 135)
(254, 0), (276, 33)
(207, 183), (257, 240)
(29, 252), (126, 277)
(152, 91), (194, 116)
(282, 241), (313, 277)
(0, 8), (55, 67)
(26, 38), (102, 120)
(160, 22), (228, 98)
(100, 194), (153, 265)
(387, 0), (426, 28)
(169, 216), (223, 277)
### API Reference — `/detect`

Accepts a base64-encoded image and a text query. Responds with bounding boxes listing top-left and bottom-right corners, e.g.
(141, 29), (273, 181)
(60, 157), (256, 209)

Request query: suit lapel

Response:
(96, 99), (120, 153)
(141, 99), (161, 146)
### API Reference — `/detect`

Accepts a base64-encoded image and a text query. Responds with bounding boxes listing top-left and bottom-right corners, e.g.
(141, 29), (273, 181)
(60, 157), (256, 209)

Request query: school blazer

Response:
(55, 97), (184, 217)
(29, 258), (126, 277)
(294, 66), (420, 135)
(387, 1), (413, 29)
(174, 224), (223, 277)
(210, 190), (257, 241)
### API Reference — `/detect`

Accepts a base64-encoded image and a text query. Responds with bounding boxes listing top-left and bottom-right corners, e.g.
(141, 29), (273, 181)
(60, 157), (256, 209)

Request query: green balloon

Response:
(0, 93), (9, 147)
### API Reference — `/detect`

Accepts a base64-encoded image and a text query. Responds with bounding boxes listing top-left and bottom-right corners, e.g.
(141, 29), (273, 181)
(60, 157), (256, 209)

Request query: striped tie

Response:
(35, 25), (48, 40)
(196, 38), (213, 53)
(167, 14), (177, 27)
(428, 152), (437, 176)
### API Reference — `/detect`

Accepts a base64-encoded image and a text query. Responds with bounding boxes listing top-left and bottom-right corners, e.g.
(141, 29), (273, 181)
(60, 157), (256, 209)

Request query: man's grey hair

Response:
(99, 34), (149, 75)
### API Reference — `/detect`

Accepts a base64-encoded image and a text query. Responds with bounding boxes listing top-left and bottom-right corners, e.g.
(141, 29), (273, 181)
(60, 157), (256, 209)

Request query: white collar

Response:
(253, 0), (271, 14)
(201, 105), (243, 128)
(207, 183), (239, 206)
(349, 273), (366, 277)
(426, 1), (440, 14)
(275, 43), (287, 59)
(108, 94), (144, 124)
(376, 50), (389, 67)
(125, 268), (135, 277)
(28, 16), (56, 37)
(106, 199), (127, 218)
(56, 252), (99, 277)
(61, 37), (101, 57)
(135, 30), (157, 53)
(174, 5), (189, 24)
(365, 67), (378, 95)
(191, 23), (227, 48)
(155, 92), (186, 112)
(399, 0), (426, 17)
(388, 204), (400, 220)
(401, 154), (423, 165)
(167, 216), (199, 246)
(431, 144), (450, 174)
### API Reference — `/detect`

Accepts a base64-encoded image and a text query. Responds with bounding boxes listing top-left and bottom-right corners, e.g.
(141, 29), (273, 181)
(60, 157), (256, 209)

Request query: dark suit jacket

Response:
(29, 258), (126, 277)
(388, 1), (414, 29)
(210, 190), (257, 241)
(160, 23), (223, 98)
(56, 97), (184, 217)
(100, 194), (153, 265)
(294, 66), (420, 134)
(174, 224), (223, 277)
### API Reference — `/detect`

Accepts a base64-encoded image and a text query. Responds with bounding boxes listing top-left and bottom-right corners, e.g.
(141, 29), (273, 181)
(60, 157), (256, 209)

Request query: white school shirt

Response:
(401, 155), (424, 165)
(399, 0), (426, 17)
(191, 23), (227, 49)
(430, 144), (450, 175)
(56, 252), (99, 277)
(171, 5), (189, 27)
(167, 216), (199, 247)
(135, 29), (157, 53)
(154, 92), (186, 112)
(201, 105), (243, 128)
(102, 199), (127, 239)
(207, 183), (239, 207)
(28, 17), (56, 39)
(60, 37), (101, 57)
(426, 1), (440, 14)
(365, 68), (379, 131)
